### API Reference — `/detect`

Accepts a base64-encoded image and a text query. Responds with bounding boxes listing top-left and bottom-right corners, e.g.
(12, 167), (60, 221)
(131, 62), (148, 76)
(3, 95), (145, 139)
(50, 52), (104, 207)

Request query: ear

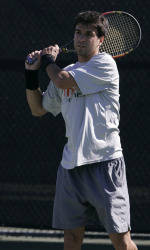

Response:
(99, 36), (104, 46)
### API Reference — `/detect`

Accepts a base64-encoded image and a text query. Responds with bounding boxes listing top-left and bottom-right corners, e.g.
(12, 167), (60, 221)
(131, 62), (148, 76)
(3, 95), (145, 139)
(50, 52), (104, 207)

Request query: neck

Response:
(78, 51), (99, 63)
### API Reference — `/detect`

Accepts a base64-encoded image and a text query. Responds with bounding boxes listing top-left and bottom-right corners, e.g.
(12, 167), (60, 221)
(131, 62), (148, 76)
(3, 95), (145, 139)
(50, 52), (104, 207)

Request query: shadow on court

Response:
(0, 241), (149, 250)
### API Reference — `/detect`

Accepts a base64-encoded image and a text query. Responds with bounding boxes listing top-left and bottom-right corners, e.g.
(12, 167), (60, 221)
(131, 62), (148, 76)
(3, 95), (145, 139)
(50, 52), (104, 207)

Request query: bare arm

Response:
(42, 45), (79, 90)
(25, 50), (47, 117)
(25, 45), (77, 117)
(26, 88), (47, 117)
(46, 64), (78, 90)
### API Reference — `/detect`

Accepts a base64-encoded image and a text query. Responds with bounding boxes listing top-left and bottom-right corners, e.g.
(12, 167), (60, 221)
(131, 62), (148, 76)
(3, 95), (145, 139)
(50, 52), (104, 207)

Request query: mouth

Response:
(77, 44), (86, 49)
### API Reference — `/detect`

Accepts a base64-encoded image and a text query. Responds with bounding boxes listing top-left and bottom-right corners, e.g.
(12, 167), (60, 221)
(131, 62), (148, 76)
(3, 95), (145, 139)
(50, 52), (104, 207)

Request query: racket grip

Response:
(25, 56), (38, 65)
(25, 48), (68, 65)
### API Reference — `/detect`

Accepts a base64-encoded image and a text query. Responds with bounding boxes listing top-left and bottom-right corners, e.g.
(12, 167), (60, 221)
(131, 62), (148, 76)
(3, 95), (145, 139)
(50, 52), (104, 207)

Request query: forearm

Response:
(26, 88), (47, 117)
(41, 46), (78, 90)
(25, 55), (47, 117)
(46, 63), (78, 90)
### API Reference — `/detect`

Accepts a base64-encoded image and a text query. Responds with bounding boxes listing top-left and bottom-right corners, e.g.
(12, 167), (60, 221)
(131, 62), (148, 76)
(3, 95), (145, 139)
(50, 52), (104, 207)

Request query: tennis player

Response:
(25, 11), (138, 250)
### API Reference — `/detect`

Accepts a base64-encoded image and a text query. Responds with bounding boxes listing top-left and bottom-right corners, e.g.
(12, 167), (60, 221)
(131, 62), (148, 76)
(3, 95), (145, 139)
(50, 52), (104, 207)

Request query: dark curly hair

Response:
(74, 11), (109, 37)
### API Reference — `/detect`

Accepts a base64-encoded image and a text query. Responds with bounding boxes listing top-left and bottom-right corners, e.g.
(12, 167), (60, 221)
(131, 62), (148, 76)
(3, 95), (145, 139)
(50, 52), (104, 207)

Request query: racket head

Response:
(100, 11), (142, 58)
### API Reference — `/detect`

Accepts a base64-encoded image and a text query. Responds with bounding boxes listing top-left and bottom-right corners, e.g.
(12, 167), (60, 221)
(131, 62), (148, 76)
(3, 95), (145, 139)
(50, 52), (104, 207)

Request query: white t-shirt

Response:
(42, 52), (122, 169)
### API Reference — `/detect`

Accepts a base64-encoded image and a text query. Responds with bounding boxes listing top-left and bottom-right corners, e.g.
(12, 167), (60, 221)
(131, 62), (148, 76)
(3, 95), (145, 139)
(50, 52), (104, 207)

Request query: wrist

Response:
(41, 54), (55, 71)
(25, 69), (39, 90)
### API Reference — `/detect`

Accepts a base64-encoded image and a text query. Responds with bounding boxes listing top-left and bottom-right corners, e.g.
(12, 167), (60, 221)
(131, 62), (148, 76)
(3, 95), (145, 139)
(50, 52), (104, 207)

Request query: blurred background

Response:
(0, 0), (149, 239)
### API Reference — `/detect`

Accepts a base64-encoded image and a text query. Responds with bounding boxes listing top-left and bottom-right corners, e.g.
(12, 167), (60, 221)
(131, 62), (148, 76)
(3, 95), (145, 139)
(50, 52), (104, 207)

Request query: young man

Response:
(25, 11), (137, 250)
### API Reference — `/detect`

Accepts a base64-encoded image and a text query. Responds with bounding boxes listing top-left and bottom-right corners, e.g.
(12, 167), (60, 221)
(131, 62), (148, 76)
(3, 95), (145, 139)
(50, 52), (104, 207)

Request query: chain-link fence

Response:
(0, 0), (150, 233)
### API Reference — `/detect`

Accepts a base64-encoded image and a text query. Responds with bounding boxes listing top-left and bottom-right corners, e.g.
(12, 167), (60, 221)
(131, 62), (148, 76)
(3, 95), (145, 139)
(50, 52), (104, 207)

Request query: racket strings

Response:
(120, 15), (139, 46)
(100, 12), (141, 57)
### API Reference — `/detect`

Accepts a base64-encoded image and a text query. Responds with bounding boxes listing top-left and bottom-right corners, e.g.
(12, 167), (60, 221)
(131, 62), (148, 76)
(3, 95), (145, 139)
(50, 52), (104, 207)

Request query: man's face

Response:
(74, 23), (103, 61)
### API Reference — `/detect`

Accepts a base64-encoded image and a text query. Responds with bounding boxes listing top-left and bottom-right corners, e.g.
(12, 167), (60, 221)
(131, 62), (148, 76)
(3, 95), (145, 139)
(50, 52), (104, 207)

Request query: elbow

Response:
(32, 112), (43, 117)
(31, 109), (47, 117)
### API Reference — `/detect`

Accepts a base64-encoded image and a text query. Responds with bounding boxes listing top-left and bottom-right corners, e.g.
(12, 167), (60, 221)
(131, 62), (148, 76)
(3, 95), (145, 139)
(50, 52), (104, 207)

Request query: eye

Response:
(86, 31), (94, 37)
(75, 30), (81, 34)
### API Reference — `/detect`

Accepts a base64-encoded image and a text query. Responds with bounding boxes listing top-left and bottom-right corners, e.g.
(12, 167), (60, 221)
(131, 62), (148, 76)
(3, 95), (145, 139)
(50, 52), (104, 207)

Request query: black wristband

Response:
(41, 54), (55, 71)
(25, 69), (39, 90)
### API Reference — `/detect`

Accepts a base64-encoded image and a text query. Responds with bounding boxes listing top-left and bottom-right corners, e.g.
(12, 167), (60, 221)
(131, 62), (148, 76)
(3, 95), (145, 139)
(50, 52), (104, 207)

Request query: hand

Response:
(25, 50), (42, 70)
(42, 44), (60, 61)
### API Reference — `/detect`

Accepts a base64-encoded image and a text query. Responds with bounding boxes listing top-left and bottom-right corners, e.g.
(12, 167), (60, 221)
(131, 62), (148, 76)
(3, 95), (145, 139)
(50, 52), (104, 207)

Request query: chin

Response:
(77, 49), (88, 57)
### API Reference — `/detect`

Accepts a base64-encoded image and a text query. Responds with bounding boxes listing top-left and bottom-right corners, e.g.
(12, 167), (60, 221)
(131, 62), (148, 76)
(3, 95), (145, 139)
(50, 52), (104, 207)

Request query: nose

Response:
(78, 34), (86, 42)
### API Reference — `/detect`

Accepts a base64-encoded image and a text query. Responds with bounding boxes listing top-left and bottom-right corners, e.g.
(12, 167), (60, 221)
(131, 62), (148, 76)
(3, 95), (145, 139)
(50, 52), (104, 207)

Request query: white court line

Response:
(0, 227), (150, 237)
(0, 228), (150, 246)
(0, 235), (150, 246)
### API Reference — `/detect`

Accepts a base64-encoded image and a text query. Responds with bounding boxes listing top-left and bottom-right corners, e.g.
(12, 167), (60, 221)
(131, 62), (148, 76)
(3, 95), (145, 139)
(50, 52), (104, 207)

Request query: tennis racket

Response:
(26, 11), (141, 64)
(99, 11), (141, 58)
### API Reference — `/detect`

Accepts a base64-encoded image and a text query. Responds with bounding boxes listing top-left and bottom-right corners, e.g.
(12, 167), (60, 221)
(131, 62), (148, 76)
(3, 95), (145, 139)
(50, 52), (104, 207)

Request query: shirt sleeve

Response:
(68, 54), (119, 95)
(42, 81), (62, 116)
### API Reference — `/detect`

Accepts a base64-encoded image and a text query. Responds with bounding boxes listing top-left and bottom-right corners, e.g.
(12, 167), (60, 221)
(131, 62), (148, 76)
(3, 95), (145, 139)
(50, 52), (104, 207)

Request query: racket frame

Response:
(101, 11), (142, 58)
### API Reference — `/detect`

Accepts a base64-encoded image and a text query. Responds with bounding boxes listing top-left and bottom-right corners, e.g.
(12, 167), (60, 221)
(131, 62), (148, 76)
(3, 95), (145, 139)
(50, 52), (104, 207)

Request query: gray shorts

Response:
(52, 157), (131, 234)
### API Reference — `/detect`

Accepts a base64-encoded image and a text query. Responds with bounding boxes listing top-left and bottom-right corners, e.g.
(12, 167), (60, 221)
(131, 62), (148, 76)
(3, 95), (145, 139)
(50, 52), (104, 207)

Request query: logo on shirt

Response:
(63, 88), (83, 97)
(63, 88), (75, 97)
(63, 88), (84, 102)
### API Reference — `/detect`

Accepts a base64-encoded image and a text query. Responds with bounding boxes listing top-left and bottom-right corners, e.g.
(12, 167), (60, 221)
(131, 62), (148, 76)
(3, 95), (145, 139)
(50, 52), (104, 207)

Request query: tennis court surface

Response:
(0, 228), (150, 250)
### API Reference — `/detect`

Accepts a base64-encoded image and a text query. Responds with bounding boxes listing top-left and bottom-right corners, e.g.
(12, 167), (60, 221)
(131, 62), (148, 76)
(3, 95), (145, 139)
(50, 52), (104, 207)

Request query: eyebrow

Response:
(75, 28), (95, 33)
